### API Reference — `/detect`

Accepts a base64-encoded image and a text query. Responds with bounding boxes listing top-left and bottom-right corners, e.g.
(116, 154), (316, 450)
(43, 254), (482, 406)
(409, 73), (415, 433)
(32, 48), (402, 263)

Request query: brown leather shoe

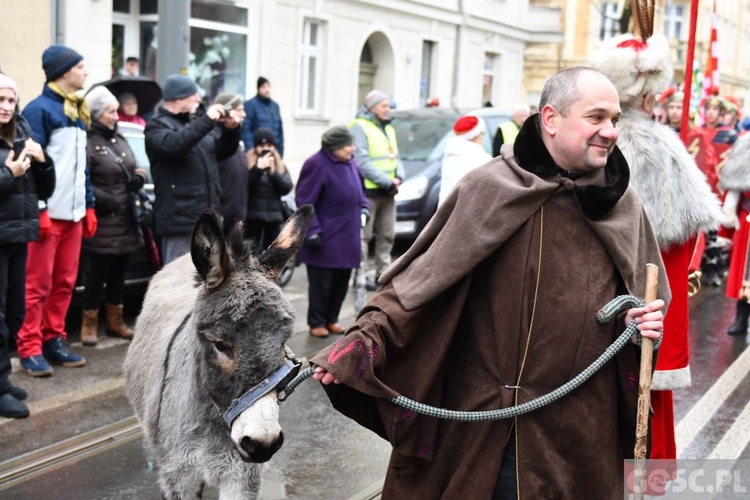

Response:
(81, 309), (99, 347)
(326, 323), (345, 334)
(309, 326), (329, 338)
(105, 303), (134, 340)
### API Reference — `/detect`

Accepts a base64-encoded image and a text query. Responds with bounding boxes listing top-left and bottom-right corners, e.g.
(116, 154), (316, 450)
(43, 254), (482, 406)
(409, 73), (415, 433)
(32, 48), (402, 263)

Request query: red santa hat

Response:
(453, 115), (485, 141)
(589, 33), (673, 105)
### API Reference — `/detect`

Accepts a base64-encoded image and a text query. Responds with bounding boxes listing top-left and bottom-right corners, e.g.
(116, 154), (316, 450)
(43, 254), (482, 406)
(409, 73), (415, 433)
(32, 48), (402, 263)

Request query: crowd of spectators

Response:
(1, 43), (405, 420)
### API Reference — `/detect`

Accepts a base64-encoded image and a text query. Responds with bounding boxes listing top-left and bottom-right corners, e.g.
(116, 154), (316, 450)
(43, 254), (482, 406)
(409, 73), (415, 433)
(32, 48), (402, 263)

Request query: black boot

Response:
(728, 300), (750, 336)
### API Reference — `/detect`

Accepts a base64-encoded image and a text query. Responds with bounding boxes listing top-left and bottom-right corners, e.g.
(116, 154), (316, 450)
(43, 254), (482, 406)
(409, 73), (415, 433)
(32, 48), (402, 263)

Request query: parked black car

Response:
(392, 107), (511, 241)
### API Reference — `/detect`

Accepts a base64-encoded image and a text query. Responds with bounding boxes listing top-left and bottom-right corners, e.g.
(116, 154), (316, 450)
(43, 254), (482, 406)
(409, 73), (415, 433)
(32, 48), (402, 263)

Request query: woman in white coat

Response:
(438, 115), (492, 206)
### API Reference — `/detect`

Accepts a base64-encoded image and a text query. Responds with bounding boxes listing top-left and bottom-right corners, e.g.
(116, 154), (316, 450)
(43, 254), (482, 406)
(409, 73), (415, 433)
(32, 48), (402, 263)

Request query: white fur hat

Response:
(589, 33), (673, 105)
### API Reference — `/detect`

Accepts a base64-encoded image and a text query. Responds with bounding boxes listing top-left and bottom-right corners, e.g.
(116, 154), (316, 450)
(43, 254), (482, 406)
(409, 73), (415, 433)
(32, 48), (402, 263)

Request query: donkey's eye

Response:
(213, 341), (232, 357)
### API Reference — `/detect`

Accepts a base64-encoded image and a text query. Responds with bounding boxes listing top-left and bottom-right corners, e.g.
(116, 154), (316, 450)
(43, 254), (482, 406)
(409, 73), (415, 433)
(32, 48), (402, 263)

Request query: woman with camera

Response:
(0, 74), (55, 418)
(244, 127), (293, 249)
(80, 86), (147, 346)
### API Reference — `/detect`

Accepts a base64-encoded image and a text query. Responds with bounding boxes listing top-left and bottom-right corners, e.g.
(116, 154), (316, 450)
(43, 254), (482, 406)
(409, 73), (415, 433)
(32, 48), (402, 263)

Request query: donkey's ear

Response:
(191, 209), (230, 289)
(259, 204), (313, 280)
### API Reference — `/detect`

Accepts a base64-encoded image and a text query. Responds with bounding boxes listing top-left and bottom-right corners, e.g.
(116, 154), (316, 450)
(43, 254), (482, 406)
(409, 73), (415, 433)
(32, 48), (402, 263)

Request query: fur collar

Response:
(617, 110), (721, 247)
(511, 115), (630, 220)
(720, 133), (750, 191)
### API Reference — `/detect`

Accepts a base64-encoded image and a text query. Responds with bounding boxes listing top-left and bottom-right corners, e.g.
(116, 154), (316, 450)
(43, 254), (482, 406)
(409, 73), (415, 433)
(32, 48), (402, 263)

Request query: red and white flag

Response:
(702, 0), (719, 99)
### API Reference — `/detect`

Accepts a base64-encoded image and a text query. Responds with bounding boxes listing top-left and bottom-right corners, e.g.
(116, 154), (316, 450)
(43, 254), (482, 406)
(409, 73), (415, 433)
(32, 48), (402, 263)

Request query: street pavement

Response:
(1, 256), (750, 498)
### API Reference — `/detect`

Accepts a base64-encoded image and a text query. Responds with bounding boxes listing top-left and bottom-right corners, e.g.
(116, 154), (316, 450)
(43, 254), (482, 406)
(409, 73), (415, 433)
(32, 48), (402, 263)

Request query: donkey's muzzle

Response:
(239, 431), (284, 463)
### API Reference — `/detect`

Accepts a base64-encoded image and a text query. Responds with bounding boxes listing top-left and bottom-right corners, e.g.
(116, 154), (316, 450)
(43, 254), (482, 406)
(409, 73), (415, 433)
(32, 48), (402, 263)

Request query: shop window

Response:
(140, 21), (158, 80)
(192, 0), (247, 26)
(112, 24), (126, 77)
(190, 27), (247, 103)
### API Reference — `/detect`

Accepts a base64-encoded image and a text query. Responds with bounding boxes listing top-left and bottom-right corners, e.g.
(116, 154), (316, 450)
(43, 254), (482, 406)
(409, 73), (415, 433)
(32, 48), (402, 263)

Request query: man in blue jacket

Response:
(17, 45), (97, 377)
(241, 77), (284, 156)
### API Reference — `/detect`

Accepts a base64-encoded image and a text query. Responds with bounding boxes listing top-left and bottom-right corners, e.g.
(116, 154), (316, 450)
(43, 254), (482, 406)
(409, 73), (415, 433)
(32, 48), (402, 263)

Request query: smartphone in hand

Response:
(12, 138), (26, 160)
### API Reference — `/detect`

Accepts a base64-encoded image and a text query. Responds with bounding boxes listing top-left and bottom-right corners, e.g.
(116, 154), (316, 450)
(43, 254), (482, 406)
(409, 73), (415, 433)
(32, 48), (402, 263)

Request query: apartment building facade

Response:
(0, 0), (562, 166)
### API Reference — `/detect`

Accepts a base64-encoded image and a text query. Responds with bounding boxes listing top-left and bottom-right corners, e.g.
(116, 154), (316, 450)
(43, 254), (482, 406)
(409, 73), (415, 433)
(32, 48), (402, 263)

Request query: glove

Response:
(303, 233), (323, 249)
(82, 207), (98, 238)
(360, 207), (371, 228)
(39, 210), (52, 240)
(126, 172), (146, 191)
(721, 190), (740, 230)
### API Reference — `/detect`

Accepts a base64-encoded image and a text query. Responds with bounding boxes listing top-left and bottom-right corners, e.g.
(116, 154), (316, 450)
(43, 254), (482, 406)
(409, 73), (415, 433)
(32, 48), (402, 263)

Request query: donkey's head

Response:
(189, 206), (312, 463)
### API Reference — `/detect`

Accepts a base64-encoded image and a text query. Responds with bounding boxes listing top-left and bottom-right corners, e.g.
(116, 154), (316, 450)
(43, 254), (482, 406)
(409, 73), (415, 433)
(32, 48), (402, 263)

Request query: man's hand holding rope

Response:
(624, 299), (665, 346)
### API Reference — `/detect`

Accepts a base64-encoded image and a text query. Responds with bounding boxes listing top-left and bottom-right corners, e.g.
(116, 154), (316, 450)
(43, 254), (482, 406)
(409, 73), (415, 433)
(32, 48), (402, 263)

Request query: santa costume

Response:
(591, 33), (722, 459)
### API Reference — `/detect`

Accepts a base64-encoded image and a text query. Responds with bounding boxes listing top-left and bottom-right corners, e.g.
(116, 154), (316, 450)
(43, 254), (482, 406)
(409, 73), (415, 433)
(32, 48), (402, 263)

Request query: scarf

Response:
(47, 81), (91, 127)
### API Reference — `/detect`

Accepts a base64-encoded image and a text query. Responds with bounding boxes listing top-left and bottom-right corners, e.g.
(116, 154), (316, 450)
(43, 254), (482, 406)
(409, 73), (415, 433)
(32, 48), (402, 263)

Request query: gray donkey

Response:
(124, 207), (312, 499)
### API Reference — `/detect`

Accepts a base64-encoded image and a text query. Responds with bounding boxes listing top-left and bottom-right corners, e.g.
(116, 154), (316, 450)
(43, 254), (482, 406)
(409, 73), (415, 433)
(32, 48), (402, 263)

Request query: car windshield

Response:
(391, 116), (457, 161)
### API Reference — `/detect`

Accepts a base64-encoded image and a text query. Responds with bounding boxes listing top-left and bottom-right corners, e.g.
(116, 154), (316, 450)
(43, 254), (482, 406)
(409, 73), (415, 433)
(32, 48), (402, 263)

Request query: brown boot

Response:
(81, 309), (99, 347)
(105, 303), (134, 340)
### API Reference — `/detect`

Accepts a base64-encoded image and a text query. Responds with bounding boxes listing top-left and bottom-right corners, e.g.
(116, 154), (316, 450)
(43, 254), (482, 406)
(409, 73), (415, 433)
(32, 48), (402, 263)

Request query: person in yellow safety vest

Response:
(491, 103), (530, 157)
(351, 90), (405, 292)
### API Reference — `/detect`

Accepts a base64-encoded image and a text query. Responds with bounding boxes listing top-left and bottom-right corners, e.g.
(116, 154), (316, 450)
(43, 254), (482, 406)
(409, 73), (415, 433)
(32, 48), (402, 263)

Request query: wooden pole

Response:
(633, 263), (659, 499)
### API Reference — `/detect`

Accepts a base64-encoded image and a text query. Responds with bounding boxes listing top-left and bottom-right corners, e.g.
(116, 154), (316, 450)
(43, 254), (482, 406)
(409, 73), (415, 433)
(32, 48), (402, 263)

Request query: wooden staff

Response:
(633, 263), (659, 499)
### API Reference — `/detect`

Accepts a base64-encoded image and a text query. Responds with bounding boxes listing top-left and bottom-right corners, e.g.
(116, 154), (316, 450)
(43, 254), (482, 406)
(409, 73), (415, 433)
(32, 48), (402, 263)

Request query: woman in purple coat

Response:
(296, 126), (369, 338)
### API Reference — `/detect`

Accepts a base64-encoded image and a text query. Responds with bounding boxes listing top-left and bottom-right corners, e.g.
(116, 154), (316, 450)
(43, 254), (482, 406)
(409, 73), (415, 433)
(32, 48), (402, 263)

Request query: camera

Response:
(217, 105), (233, 122)
(259, 149), (272, 158)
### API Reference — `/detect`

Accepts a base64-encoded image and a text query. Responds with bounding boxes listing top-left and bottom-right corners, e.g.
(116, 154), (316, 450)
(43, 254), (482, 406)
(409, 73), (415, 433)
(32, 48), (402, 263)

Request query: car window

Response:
(118, 124), (152, 183)
(391, 117), (457, 161)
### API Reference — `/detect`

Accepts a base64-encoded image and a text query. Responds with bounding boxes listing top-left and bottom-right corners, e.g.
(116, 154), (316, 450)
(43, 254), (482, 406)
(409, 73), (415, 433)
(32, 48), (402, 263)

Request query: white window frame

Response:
(112, 2), (142, 67)
(298, 18), (324, 116)
(598, 2), (620, 42)
(664, 2), (686, 41)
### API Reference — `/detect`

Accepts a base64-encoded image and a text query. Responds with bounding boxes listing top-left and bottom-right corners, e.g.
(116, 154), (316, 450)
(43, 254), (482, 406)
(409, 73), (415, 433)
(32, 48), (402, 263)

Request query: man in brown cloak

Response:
(310, 67), (669, 499)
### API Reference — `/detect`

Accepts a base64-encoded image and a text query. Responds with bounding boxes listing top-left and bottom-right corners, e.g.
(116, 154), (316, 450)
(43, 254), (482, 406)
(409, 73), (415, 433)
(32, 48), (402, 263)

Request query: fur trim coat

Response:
(719, 132), (750, 191)
(616, 110), (721, 393)
(311, 117), (670, 498)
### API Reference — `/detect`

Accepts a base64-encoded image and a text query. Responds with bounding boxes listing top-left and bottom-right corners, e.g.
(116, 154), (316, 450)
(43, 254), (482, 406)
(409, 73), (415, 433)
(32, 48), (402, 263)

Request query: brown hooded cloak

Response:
(310, 117), (671, 499)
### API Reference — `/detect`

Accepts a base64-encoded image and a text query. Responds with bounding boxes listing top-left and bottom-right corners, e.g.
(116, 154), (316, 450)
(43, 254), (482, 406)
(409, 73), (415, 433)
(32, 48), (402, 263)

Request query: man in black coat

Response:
(145, 75), (241, 264)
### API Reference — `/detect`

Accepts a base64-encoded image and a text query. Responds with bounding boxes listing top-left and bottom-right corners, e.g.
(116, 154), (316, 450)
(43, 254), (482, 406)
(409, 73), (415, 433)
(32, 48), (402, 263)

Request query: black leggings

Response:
(83, 253), (129, 309)
(0, 243), (27, 395)
(306, 265), (352, 327)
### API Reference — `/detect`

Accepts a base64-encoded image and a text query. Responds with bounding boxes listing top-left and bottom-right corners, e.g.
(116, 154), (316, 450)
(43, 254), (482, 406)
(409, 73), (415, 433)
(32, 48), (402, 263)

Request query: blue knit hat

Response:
(163, 74), (198, 101)
(42, 45), (84, 81)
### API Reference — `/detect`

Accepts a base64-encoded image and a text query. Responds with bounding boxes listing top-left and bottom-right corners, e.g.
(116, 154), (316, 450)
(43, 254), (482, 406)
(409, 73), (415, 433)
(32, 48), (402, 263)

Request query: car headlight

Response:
(395, 176), (429, 202)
